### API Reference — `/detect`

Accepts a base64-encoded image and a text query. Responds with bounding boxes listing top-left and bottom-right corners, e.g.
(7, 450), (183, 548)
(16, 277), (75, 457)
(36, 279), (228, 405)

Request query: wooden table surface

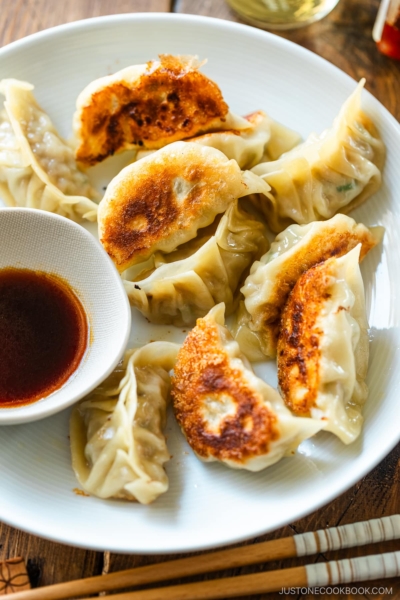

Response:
(0, 1), (399, 599)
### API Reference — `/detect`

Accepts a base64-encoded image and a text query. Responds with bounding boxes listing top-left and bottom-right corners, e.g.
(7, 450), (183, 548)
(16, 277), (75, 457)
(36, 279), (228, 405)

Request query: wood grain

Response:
(0, 558), (30, 595)
(175, 0), (400, 121)
(0, 0), (171, 48)
(0, 1), (399, 599)
(0, 528), (103, 591)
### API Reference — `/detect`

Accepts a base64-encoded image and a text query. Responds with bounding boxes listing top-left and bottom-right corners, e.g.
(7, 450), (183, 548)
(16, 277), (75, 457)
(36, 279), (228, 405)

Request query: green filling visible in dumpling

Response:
(336, 182), (354, 193)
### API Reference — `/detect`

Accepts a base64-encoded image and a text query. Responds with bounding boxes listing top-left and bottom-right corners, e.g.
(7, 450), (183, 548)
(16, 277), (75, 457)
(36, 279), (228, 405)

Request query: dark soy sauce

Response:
(0, 268), (88, 408)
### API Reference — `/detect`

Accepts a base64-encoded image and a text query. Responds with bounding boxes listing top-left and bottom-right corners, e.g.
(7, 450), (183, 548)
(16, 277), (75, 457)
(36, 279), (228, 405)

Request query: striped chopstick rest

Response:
(295, 514), (400, 555)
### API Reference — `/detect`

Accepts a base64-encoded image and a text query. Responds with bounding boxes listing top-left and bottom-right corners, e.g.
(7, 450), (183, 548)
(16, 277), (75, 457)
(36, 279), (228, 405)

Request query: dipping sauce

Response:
(0, 268), (88, 408)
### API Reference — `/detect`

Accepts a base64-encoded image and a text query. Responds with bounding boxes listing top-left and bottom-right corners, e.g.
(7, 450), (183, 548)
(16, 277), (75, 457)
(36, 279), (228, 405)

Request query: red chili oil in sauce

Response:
(0, 268), (88, 408)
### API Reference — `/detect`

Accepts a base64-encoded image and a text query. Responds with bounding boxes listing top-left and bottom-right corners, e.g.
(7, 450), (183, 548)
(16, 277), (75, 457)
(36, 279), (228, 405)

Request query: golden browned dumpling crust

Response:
(277, 259), (335, 416)
(172, 312), (279, 464)
(98, 142), (266, 271)
(75, 55), (229, 165)
(258, 224), (378, 336)
(277, 245), (368, 444)
(240, 215), (383, 359)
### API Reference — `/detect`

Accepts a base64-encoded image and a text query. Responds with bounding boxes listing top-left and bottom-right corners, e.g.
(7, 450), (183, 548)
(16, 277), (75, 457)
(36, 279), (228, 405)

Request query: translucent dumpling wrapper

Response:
(123, 199), (269, 326)
(172, 304), (322, 471)
(236, 214), (383, 360)
(0, 80), (98, 222)
(184, 110), (301, 169)
(135, 110), (301, 169)
(73, 54), (252, 166)
(251, 80), (385, 233)
(70, 342), (180, 504)
(98, 141), (271, 271)
(278, 245), (369, 444)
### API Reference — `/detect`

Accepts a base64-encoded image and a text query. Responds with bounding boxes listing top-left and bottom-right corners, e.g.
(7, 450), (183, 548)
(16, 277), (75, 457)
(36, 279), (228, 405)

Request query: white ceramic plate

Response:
(0, 14), (399, 554)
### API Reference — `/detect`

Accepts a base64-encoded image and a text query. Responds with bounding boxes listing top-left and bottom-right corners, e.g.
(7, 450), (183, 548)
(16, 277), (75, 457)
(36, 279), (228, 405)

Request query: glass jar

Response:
(226, 0), (341, 30)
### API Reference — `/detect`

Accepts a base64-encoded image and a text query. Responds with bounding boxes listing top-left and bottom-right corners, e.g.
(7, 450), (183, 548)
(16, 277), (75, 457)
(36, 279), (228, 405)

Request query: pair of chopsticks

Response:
(10, 515), (400, 599)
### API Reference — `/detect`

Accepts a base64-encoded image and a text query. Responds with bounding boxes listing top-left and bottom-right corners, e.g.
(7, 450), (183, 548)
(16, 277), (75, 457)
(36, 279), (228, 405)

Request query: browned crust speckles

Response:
(277, 259), (336, 416)
(99, 143), (242, 271)
(256, 223), (379, 336)
(73, 487), (90, 497)
(100, 165), (180, 269)
(76, 55), (229, 165)
(172, 315), (279, 464)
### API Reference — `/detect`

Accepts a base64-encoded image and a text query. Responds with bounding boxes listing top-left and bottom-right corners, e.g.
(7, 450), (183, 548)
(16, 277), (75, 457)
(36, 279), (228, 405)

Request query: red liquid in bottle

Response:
(377, 21), (400, 60)
(374, 0), (400, 60)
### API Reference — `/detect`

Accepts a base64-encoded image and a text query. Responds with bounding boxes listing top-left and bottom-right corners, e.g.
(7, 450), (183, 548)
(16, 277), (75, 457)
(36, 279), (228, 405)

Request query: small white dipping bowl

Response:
(0, 208), (131, 425)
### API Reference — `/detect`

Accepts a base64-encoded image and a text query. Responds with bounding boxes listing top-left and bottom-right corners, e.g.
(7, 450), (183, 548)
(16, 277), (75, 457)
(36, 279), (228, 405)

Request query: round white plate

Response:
(0, 14), (399, 554)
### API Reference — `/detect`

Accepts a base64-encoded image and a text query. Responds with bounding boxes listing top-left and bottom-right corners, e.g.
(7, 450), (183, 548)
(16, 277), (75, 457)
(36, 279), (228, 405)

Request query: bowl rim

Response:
(0, 207), (131, 425)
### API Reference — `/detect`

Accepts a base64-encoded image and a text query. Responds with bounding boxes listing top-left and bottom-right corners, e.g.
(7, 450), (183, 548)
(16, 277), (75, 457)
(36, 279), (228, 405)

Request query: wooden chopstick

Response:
(9, 515), (400, 600)
(73, 549), (400, 600)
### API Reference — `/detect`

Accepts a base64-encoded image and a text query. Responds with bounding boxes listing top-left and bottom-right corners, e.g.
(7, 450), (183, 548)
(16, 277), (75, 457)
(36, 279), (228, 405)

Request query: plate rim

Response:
(0, 11), (399, 554)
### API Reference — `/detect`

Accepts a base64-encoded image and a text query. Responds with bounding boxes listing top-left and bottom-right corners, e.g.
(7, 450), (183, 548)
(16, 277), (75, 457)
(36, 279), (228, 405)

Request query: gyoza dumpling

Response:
(0, 109), (26, 207)
(74, 54), (251, 166)
(98, 141), (271, 271)
(70, 342), (180, 504)
(187, 110), (301, 169)
(0, 80), (98, 221)
(172, 304), (322, 471)
(278, 245), (368, 444)
(236, 214), (383, 360)
(123, 199), (268, 326)
(135, 110), (301, 168)
(251, 80), (385, 232)
(0, 109), (20, 168)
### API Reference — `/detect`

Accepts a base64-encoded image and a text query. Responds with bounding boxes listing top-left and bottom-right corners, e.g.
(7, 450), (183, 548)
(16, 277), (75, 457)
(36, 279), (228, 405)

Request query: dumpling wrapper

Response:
(278, 245), (369, 444)
(135, 110), (301, 168)
(184, 110), (301, 169)
(0, 80), (98, 222)
(70, 342), (180, 504)
(236, 214), (383, 360)
(123, 199), (269, 326)
(73, 54), (251, 166)
(251, 80), (385, 232)
(172, 304), (322, 471)
(98, 141), (271, 271)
